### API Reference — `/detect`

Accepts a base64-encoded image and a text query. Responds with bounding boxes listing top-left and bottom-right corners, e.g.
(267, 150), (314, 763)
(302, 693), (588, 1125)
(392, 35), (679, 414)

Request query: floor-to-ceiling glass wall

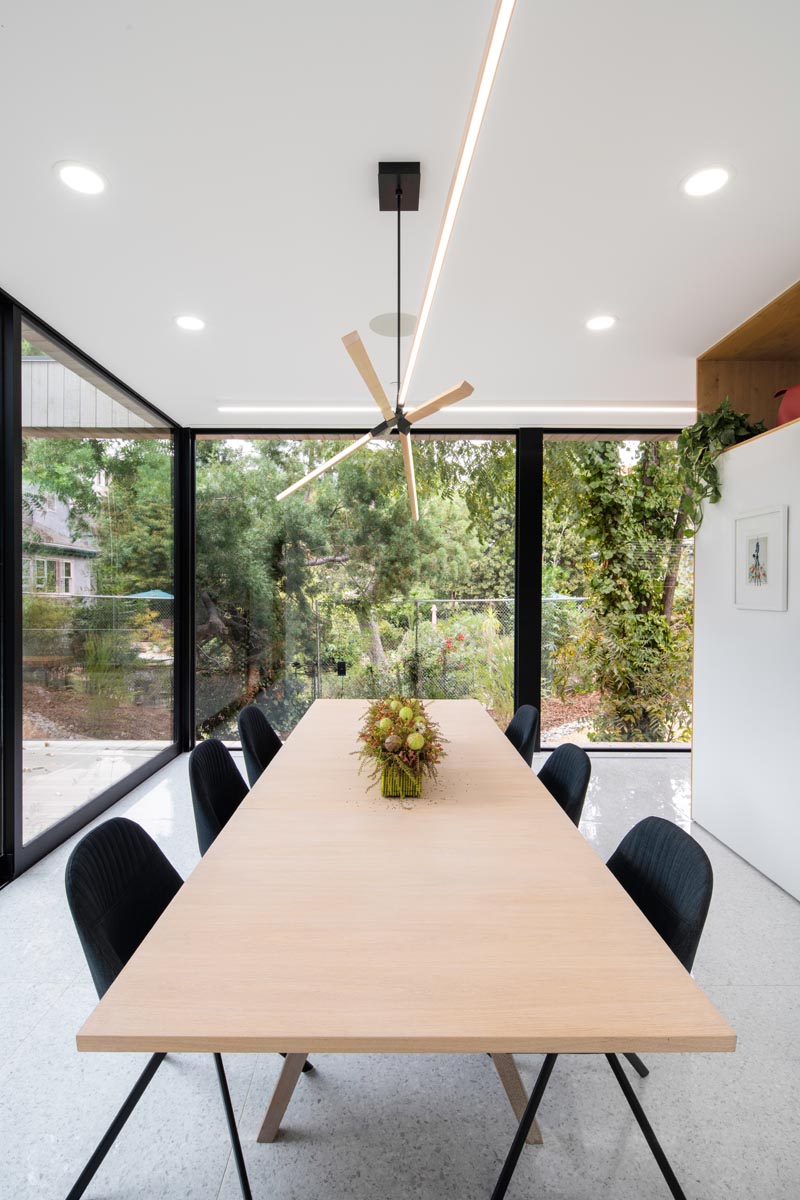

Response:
(20, 320), (175, 844)
(540, 434), (693, 747)
(195, 433), (516, 739)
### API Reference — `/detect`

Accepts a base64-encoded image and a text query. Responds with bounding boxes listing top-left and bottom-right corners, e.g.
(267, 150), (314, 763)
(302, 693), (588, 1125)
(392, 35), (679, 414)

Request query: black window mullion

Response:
(514, 428), (543, 748)
(174, 428), (195, 751)
(0, 302), (22, 884)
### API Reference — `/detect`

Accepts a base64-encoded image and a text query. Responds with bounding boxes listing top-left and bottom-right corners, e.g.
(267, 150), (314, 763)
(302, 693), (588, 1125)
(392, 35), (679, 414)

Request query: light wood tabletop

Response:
(77, 699), (735, 1058)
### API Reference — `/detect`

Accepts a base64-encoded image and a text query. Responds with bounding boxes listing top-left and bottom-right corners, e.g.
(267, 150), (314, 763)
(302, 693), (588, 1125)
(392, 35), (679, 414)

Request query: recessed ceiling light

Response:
(585, 315), (616, 332)
(175, 315), (205, 332)
(682, 166), (730, 197)
(54, 161), (107, 195)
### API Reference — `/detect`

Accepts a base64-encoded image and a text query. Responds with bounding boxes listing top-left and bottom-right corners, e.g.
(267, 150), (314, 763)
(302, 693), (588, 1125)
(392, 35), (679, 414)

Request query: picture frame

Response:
(734, 505), (788, 611)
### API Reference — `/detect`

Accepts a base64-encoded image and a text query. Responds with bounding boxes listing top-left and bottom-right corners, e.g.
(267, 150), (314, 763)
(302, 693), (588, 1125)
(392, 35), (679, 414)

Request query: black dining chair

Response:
(188, 737), (248, 856)
(492, 816), (714, 1200)
(537, 742), (592, 827)
(237, 703), (283, 787)
(64, 817), (252, 1200)
(608, 815), (714, 1082)
(504, 704), (540, 767)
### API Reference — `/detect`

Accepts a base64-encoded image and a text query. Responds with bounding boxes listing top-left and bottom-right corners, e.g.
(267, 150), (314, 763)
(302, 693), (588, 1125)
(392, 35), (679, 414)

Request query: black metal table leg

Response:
(65, 1051), (166, 1200)
(606, 1053), (687, 1200)
(491, 1053), (558, 1200)
(214, 1053), (253, 1200)
(623, 1051), (650, 1078)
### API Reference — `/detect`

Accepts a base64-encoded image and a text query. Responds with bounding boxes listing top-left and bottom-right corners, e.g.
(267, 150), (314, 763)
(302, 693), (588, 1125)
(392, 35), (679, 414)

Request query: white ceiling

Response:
(2, 1), (800, 430)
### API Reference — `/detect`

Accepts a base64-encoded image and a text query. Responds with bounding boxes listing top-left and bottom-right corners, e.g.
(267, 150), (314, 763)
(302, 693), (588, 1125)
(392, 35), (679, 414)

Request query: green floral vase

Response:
(381, 764), (422, 799)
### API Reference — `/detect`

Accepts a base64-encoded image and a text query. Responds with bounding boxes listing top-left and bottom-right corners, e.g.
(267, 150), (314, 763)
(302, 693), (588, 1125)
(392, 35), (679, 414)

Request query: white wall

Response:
(694, 420), (800, 900)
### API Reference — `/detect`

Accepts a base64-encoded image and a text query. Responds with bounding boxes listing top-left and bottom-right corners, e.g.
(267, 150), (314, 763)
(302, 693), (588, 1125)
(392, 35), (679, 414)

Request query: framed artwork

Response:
(734, 505), (788, 611)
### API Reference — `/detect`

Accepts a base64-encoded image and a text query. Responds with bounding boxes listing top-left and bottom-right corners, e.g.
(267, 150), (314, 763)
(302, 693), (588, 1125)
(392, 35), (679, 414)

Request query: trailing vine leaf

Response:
(677, 398), (765, 532)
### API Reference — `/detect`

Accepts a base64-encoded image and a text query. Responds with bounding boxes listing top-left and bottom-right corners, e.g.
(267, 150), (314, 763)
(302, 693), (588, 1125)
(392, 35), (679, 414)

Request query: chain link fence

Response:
(195, 597), (516, 738)
(313, 597), (515, 725)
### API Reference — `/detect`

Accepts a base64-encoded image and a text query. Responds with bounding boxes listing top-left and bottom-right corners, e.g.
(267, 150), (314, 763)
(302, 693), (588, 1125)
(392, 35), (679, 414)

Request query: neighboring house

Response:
(22, 489), (99, 596)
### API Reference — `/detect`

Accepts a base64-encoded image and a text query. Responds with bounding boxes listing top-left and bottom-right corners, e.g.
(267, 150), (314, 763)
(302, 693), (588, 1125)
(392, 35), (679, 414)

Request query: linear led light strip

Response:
(217, 404), (695, 416)
(397, 0), (517, 410)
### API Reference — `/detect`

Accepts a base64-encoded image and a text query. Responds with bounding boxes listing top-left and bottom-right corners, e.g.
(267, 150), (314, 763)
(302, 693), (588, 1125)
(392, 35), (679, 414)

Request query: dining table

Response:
(77, 698), (735, 1197)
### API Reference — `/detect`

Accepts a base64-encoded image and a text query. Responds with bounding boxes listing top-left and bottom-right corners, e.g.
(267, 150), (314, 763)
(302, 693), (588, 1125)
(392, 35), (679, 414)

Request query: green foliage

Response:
(23, 438), (106, 534)
(677, 398), (765, 531)
(557, 609), (693, 742)
(384, 607), (514, 724)
(23, 419), (712, 745)
(465, 613), (515, 726)
(94, 441), (174, 594)
(21, 595), (73, 662)
(83, 631), (133, 699)
(22, 594), (71, 629)
(542, 444), (594, 594)
(22, 436), (174, 591)
(544, 438), (694, 741)
(193, 436), (515, 731)
(541, 596), (583, 693)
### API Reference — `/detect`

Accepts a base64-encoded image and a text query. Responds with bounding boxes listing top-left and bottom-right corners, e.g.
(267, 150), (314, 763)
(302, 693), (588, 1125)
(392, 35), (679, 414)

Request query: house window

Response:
(30, 557), (72, 593)
(34, 559), (57, 592)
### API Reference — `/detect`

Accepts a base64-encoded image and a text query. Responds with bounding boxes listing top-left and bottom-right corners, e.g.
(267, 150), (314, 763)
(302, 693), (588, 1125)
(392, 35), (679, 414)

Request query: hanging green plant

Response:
(677, 398), (765, 531)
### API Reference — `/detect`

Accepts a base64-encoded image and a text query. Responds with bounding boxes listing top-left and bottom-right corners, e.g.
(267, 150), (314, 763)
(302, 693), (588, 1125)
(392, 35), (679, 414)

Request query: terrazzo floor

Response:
(2, 752), (798, 1199)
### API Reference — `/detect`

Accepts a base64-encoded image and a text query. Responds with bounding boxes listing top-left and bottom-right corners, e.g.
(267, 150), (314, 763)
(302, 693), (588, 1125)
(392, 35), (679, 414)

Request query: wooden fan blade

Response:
(342, 330), (395, 423)
(399, 432), (419, 521)
(404, 381), (474, 425)
(276, 432), (372, 501)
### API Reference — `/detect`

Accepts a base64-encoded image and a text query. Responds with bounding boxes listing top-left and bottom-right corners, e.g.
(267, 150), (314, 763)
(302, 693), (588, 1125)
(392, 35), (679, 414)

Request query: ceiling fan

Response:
(276, 163), (474, 520)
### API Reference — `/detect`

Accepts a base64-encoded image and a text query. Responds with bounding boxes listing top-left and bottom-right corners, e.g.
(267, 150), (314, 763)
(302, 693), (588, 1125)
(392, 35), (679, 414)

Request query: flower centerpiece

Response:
(356, 695), (446, 799)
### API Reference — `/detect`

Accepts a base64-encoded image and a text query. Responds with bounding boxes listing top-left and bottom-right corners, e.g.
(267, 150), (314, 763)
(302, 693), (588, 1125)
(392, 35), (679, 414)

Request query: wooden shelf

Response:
(698, 279), (800, 428)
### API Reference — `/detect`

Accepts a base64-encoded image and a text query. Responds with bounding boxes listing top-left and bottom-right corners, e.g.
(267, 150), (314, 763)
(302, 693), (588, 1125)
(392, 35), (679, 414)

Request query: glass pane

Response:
(541, 436), (693, 747)
(21, 321), (175, 844)
(195, 434), (516, 739)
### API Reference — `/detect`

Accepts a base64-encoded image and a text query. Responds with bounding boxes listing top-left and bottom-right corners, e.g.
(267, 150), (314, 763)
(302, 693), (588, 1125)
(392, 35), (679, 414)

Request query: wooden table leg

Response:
(257, 1053), (309, 1143)
(491, 1053), (544, 1145)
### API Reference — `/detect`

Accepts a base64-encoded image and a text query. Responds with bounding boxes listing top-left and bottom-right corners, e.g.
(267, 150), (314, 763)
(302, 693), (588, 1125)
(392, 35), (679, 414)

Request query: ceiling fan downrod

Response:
(396, 177), (402, 416)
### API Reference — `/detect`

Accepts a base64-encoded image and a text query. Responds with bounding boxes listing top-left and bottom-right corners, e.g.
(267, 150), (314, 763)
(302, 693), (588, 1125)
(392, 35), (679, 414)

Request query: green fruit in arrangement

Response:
(389, 699), (400, 711)
(407, 731), (425, 751)
(398, 706), (413, 722)
(378, 717), (392, 732)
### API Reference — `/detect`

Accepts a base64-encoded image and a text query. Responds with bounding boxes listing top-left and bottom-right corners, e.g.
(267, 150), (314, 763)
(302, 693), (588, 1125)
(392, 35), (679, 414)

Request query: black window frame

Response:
(538, 427), (691, 753)
(0, 304), (690, 883)
(0, 290), (189, 882)
(189, 427), (522, 745)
